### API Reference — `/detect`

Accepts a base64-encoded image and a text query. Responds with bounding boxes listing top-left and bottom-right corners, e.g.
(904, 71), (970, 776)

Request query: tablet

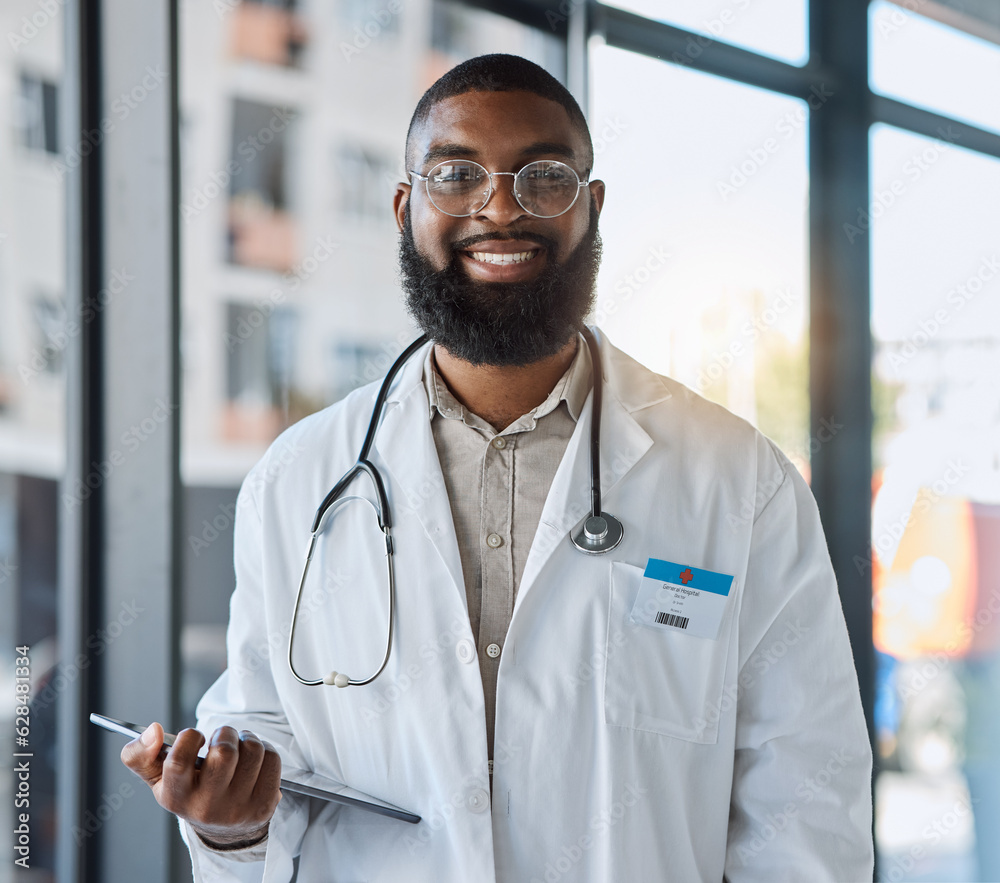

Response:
(91, 713), (420, 824)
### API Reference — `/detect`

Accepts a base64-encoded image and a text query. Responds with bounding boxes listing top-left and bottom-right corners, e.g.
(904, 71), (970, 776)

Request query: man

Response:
(123, 54), (874, 881)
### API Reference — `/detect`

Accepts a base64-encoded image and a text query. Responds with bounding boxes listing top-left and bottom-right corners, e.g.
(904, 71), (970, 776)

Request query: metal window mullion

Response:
(873, 93), (1000, 160)
(57, 0), (104, 879)
(592, 3), (837, 100)
(87, 0), (182, 880)
(807, 0), (876, 792)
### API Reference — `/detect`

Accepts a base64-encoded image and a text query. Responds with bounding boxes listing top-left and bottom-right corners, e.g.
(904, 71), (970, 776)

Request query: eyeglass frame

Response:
(408, 158), (592, 219)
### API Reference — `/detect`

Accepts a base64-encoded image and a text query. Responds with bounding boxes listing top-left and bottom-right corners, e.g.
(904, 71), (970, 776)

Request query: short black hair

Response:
(405, 53), (593, 171)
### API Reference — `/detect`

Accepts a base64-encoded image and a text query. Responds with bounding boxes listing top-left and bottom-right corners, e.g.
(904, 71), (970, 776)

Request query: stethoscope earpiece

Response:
(323, 672), (351, 688)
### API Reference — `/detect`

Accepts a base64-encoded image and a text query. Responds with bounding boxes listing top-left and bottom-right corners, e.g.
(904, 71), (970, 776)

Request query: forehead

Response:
(410, 90), (586, 167)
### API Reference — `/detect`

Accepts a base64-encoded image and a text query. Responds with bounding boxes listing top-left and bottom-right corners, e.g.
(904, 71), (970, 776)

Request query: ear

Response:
(394, 182), (411, 233)
(588, 179), (606, 216)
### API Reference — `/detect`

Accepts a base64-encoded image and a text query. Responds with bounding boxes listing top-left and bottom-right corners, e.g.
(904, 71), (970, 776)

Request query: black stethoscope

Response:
(287, 326), (623, 688)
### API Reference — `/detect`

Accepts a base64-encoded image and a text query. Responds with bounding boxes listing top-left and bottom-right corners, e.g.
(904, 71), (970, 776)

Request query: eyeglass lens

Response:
(424, 160), (581, 218)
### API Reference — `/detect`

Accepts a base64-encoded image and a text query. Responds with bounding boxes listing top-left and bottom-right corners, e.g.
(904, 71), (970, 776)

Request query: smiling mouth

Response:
(465, 249), (541, 265)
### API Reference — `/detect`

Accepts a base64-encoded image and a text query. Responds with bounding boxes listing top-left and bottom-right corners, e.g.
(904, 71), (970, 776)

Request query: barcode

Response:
(655, 612), (689, 630)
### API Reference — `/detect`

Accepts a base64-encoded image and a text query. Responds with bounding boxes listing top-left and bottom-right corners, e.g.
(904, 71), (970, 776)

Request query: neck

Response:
(432, 336), (579, 432)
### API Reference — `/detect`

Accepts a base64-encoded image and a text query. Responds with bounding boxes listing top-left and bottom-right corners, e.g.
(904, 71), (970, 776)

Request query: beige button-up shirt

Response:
(423, 336), (592, 761)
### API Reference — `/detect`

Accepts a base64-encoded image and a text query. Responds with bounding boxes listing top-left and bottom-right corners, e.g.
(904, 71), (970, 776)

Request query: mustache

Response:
(451, 230), (557, 252)
(399, 201), (602, 367)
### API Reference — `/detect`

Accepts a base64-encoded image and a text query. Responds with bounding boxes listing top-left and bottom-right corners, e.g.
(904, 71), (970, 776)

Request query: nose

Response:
(473, 172), (529, 225)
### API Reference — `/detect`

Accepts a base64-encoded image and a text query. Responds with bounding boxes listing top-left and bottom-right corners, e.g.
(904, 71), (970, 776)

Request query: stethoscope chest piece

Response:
(571, 512), (624, 554)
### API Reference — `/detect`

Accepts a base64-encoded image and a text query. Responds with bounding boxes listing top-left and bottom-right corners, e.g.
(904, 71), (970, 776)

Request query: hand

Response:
(121, 723), (282, 848)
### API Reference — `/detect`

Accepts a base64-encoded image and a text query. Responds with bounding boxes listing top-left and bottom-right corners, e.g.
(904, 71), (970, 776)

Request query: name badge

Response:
(629, 558), (734, 640)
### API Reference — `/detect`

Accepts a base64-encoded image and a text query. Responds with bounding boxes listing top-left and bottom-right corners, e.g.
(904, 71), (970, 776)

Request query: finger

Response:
(198, 726), (241, 791)
(120, 721), (165, 787)
(250, 741), (283, 816)
(161, 728), (207, 794)
(227, 731), (266, 802)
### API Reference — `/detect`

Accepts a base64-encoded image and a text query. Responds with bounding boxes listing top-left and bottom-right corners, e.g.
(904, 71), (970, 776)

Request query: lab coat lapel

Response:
(374, 344), (468, 614)
(516, 331), (670, 602)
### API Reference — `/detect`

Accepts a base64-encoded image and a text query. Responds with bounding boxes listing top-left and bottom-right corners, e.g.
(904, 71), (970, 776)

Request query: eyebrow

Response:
(420, 140), (578, 168)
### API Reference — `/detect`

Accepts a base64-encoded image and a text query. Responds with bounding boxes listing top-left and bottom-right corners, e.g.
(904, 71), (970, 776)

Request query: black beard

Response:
(398, 204), (602, 367)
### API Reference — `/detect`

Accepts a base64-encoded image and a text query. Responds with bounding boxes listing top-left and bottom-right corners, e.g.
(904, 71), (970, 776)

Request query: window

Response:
(15, 72), (59, 155)
(229, 0), (307, 67)
(340, 0), (401, 36)
(226, 99), (298, 271)
(590, 45), (811, 472)
(223, 301), (298, 440)
(870, 0), (1000, 136)
(870, 123), (1000, 883)
(337, 144), (396, 223)
(0, 26), (66, 883)
(601, 0), (809, 66)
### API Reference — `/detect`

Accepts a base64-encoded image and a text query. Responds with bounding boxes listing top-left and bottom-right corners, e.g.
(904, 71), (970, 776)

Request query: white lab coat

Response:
(184, 329), (873, 882)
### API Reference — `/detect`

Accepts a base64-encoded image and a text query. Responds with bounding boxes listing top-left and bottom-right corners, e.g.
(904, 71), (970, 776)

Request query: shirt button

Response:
(486, 642), (501, 659)
(455, 639), (476, 664)
(491, 436), (506, 449)
(486, 533), (503, 549)
(466, 788), (490, 813)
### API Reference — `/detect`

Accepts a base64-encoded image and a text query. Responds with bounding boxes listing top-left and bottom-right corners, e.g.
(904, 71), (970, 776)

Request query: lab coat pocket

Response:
(604, 561), (732, 744)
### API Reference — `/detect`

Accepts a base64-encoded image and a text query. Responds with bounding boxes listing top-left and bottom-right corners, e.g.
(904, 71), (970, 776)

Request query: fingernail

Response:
(140, 727), (156, 746)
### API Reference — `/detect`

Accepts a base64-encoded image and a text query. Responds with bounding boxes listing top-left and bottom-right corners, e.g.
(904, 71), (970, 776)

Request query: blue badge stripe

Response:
(643, 558), (733, 596)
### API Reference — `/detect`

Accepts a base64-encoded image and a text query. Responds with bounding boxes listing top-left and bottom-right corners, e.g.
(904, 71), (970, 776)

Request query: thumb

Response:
(120, 721), (165, 785)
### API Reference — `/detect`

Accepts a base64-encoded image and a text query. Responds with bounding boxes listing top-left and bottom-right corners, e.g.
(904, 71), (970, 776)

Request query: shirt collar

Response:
(423, 332), (592, 429)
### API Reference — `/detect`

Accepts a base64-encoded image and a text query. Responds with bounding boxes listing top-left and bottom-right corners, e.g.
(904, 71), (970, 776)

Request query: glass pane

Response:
(590, 44), (810, 474)
(602, 0), (808, 66)
(870, 0), (1000, 136)
(870, 124), (1000, 882)
(177, 0), (565, 835)
(0, 2), (68, 879)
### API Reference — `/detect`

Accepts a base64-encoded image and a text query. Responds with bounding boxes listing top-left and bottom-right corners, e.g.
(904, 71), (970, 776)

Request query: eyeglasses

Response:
(409, 159), (589, 219)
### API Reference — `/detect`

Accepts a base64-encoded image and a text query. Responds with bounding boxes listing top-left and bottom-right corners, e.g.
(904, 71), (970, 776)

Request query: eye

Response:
(522, 163), (573, 183)
(430, 163), (482, 186)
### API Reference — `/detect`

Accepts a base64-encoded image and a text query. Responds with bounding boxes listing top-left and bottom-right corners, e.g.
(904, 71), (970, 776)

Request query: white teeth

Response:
(469, 250), (537, 265)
